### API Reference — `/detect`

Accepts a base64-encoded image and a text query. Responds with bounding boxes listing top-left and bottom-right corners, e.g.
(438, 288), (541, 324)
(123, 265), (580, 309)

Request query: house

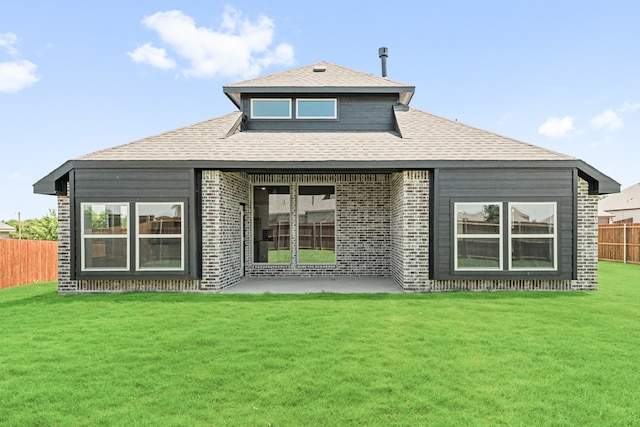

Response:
(598, 183), (640, 224)
(0, 221), (15, 239)
(34, 57), (620, 294)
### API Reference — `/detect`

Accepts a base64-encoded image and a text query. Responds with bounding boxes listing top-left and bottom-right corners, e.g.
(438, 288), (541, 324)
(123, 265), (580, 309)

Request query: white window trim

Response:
(250, 98), (292, 119)
(135, 202), (185, 271)
(454, 202), (503, 271)
(295, 98), (337, 119)
(296, 183), (337, 265)
(508, 202), (557, 271)
(80, 202), (130, 271)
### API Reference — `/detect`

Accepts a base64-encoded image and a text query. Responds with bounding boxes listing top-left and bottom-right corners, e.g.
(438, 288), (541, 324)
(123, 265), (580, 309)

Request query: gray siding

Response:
(72, 169), (198, 280)
(243, 94), (397, 131)
(434, 168), (575, 280)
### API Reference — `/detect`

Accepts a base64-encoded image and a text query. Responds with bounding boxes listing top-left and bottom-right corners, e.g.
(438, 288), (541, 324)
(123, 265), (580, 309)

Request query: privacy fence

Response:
(598, 223), (640, 264)
(0, 239), (58, 289)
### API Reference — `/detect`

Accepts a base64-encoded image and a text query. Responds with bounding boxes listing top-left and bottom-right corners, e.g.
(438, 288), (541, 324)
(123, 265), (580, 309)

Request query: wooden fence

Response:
(0, 239), (58, 289)
(598, 223), (640, 264)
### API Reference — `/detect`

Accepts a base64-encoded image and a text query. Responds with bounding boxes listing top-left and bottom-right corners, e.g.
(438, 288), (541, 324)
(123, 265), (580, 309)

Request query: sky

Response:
(1, 0), (639, 221)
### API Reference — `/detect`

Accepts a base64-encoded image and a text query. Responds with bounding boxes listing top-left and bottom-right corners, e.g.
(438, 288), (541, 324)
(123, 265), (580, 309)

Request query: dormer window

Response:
(250, 99), (291, 119)
(296, 99), (337, 119)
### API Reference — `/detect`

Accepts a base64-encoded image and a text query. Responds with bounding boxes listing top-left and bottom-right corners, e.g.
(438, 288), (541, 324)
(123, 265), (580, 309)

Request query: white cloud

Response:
(132, 7), (294, 79)
(619, 101), (640, 112)
(0, 33), (19, 55)
(127, 42), (176, 70)
(0, 32), (40, 93)
(590, 109), (623, 131)
(538, 116), (575, 138)
(0, 60), (39, 93)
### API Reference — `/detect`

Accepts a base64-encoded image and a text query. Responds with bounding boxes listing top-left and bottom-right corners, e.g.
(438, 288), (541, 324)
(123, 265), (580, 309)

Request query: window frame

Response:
(297, 184), (336, 265)
(295, 98), (337, 119)
(252, 185), (292, 264)
(250, 98), (292, 119)
(135, 202), (185, 271)
(453, 202), (503, 271)
(80, 202), (130, 272)
(508, 202), (557, 271)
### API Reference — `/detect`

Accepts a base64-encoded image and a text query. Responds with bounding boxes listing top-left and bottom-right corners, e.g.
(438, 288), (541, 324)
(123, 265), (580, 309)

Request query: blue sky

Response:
(2, 1), (639, 221)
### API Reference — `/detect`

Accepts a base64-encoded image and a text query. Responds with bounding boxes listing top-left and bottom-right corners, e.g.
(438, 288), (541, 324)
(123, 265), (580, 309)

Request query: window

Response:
(454, 201), (558, 272)
(136, 203), (184, 270)
(80, 202), (186, 273)
(251, 99), (291, 119)
(81, 203), (129, 271)
(253, 186), (291, 263)
(298, 185), (335, 264)
(296, 99), (337, 119)
(455, 203), (502, 270)
(509, 203), (556, 270)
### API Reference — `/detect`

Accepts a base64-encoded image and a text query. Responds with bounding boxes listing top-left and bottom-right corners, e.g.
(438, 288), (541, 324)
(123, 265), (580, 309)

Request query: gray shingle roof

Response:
(75, 106), (574, 162)
(225, 61), (412, 89)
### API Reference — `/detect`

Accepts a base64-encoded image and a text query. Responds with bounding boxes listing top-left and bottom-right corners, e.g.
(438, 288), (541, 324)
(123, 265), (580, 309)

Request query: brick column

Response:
(201, 170), (222, 290)
(57, 187), (78, 293)
(573, 177), (599, 290)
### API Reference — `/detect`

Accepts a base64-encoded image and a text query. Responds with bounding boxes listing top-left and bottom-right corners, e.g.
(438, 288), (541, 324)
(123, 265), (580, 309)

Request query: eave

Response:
(34, 159), (620, 196)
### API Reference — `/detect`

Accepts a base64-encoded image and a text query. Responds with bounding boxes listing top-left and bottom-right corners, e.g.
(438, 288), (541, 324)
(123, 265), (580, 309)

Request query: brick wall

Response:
(572, 177), (599, 290)
(247, 173), (391, 277)
(390, 171), (430, 290)
(201, 170), (250, 290)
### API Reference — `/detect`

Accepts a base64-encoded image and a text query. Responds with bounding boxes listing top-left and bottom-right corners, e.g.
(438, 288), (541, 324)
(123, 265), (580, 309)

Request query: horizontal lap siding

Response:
(245, 95), (396, 131)
(74, 170), (191, 198)
(435, 168), (575, 280)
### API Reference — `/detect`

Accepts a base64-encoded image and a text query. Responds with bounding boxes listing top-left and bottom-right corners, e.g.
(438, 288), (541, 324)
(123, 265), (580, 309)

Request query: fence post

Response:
(623, 223), (627, 264)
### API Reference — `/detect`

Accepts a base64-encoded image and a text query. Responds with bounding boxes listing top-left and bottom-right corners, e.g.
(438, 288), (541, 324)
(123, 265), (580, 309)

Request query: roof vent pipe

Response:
(378, 47), (389, 77)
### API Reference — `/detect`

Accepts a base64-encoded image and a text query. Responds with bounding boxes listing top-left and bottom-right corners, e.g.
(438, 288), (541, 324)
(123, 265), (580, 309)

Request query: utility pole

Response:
(17, 211), (21, 240)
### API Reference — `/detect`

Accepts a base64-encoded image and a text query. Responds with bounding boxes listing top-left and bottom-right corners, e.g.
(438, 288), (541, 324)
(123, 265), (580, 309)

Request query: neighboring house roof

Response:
(599, 183), (640, 212)
(0, 221), (16, 233)
(223, 61), (415, 107)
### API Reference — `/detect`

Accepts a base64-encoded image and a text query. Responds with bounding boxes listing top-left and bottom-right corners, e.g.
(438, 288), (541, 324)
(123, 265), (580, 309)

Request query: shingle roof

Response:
(0, 221), (15, 232)
(223, 62), (416, 108)
(225, 61), (412, 89)
(75, 106), (574, 162)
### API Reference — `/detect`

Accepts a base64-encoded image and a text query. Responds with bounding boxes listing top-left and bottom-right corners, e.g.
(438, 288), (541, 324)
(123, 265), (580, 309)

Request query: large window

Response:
(251, 99), (291, 119)
(136, 203), (184, 270)
(509, 203), (556, 270)
(253, 186), (291, 263)
(80, 202), (185, 273)
(298, 185), (335, 264)
(296, 99), (337, 119)
(454, 202), (557, 272)
(81, 203), (129, 271)
(455, 203), (502, 270)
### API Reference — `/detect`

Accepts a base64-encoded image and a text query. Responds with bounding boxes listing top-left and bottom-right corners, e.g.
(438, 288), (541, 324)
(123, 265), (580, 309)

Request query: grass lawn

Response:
(1, 262), (639, 426)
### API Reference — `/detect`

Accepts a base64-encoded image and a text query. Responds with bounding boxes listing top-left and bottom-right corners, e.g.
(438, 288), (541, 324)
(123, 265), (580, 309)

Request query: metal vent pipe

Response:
(378, 47), (388, 77)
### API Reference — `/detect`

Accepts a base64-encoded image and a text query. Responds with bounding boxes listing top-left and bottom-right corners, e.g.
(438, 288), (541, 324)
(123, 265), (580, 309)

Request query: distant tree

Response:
(483, 204), (500, 223)
(6, 210), (58, 240)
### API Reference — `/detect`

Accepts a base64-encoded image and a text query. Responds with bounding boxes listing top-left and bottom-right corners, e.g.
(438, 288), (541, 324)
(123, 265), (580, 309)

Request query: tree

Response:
(5, 209), (58, 240)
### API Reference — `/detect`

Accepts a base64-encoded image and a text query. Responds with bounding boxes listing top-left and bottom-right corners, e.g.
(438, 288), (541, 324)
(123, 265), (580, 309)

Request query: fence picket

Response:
(0, 240), (58, 289)
(598, 224), (640, 264)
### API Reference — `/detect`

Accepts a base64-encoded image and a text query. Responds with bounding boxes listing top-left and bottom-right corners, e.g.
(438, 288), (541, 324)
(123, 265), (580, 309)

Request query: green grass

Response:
(1, 262), (639, 426)
(267, 249), (336, 263)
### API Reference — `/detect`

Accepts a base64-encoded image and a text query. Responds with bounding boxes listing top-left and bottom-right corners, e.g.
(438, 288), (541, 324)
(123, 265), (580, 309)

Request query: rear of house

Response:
(34, 60), (619, 293)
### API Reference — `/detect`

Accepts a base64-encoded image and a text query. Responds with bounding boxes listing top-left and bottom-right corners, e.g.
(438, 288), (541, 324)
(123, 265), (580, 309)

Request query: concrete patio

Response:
(220, 277), (404, 294)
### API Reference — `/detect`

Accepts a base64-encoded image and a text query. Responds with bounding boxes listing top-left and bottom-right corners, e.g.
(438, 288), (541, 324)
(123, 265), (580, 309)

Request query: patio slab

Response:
(220, 277), (404, 294)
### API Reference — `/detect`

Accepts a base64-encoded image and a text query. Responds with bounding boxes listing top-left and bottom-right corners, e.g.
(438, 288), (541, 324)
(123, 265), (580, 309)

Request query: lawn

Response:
(0, 262), (638, 426)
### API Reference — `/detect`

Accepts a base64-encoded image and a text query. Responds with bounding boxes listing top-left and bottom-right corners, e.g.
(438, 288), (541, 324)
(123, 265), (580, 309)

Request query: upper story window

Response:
(296, 99), (337, 119)
(251, 99), (291, 119)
